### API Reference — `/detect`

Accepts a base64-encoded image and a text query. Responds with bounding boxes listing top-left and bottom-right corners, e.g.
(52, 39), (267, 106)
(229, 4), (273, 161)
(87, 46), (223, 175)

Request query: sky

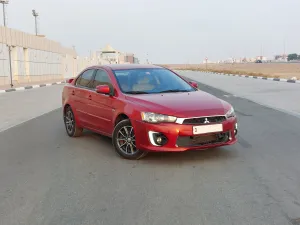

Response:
(4, 0), (300, 64)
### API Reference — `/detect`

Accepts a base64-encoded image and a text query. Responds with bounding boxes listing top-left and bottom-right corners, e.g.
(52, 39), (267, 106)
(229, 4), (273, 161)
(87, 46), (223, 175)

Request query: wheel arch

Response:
(63, 104), (71, 115)
(114, 113), (130, 127)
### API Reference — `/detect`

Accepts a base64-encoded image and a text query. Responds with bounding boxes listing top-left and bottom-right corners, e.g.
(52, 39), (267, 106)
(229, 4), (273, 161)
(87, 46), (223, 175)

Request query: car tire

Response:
(64, 105), (83, 137)
(112, 119), (148, 160)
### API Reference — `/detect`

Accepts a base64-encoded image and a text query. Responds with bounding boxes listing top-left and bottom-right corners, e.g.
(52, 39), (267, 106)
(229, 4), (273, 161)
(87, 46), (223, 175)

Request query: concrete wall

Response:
(0, 26), (109, 86)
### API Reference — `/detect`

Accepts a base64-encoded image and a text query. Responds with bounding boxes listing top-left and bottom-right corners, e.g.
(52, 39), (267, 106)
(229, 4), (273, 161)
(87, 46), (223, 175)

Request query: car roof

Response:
(103, 64), (163, 70)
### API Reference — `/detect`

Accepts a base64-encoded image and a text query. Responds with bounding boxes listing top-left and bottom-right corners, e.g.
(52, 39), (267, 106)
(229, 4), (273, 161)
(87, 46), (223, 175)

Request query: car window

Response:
(90, 69), (112, 89)
(113, 68), (195, 94)
(76, 69), (95, 87)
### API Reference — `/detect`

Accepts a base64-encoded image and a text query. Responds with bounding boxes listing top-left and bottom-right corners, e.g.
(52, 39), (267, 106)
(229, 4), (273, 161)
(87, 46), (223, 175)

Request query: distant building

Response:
(96, 44), (139, 64)
(124, 53), (134, 64)
(133, 57), (139, 64)
(274, 54), (288, 61)
(256, 56), (267, 61)
(118, 53), (126, 64)
(97, 44), (119, 64)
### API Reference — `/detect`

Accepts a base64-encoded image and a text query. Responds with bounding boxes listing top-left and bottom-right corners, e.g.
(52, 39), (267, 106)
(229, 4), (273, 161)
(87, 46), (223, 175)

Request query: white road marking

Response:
(15, 87), (25, 91)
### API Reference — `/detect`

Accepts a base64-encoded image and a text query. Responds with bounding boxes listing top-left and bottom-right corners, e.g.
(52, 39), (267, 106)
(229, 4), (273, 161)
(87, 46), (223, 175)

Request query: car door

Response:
(73, 69), (96, 128)
(86, 69), (115, 135)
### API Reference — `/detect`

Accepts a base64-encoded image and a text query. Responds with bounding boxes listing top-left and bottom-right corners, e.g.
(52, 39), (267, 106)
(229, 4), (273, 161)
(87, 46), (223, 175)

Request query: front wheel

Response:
(112, 119), (148, 160)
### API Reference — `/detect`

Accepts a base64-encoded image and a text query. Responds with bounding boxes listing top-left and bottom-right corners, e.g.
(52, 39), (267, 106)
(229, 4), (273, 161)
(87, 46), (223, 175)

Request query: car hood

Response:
(125, 91), (230, 118)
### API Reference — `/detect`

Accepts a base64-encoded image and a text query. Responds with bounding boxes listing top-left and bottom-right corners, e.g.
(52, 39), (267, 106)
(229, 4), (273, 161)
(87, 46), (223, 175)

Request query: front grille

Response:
(182, 116), (226, 125)
(176, 132), (230, 147)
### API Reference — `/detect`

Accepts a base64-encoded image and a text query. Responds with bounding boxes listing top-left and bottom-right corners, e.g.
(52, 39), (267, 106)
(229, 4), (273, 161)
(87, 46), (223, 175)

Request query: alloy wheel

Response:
(65, 108), (75, 134)
(116, 125), (137, 155)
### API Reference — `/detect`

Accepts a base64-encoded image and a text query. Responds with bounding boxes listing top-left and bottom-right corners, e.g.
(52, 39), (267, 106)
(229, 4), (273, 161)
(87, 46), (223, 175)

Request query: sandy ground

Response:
(163, 63), (300, 79)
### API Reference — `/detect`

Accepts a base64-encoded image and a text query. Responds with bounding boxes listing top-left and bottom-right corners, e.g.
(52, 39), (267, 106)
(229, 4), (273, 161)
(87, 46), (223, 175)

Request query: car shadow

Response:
(82, 131), (239, 164)
(143, 147), (238, 164)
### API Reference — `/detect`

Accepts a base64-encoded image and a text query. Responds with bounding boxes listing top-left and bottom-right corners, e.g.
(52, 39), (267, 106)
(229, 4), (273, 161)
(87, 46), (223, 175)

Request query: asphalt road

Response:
(0, 85), (63, 132)
(179, 71), (300, 117)
(1, 77), (300, 225)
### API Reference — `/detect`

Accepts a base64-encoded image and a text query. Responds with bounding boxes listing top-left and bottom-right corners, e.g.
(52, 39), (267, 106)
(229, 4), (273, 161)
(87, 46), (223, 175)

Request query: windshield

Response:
(112, 68), (196, 94)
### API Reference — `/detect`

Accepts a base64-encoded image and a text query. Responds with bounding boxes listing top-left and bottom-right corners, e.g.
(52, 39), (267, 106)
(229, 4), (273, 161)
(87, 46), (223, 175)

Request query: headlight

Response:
(225, 106), (235, 118)
(141, 112), (177, 123)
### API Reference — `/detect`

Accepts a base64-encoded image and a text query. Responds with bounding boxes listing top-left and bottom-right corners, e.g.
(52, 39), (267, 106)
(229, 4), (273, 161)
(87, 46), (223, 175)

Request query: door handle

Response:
(88, 95), (92, 100)
(71, 90), (75, 95)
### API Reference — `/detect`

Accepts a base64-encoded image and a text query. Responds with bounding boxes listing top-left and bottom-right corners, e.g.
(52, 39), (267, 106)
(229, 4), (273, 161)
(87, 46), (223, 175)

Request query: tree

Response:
(288, 53), (298, 61)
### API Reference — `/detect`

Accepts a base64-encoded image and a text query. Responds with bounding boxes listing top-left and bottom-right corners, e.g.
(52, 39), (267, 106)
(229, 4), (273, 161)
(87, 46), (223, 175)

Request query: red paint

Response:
(96, 85), (110, 94)
(189, 81), (198, 88)
(66, 78), (74, 84)
(62, 64), (237, 151)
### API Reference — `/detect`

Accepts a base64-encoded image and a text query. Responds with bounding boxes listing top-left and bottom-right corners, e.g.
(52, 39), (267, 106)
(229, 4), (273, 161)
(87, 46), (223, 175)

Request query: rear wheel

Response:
(64, 106), (83, 137)
(112, 119), (148, 160)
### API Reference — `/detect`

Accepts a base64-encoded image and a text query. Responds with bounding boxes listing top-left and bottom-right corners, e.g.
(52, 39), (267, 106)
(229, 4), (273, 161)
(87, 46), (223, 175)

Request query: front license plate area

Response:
(193, 124), (223, 135)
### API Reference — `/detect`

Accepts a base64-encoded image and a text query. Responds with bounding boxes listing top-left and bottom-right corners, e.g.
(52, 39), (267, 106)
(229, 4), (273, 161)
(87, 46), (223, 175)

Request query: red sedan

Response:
(62, 64), (238, 159)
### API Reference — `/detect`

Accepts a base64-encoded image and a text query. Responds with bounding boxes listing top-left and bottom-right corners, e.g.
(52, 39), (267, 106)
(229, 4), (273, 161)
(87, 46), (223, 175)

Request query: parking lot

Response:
(1, 72), (300, 225)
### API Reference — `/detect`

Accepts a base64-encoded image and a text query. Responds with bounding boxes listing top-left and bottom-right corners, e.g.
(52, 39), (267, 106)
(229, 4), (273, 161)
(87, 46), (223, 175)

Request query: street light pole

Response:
(0, 0), (8, 26)
(2, 1), (6, 26)
(32, 9), (39, 35)
(0, 0), (13, 87)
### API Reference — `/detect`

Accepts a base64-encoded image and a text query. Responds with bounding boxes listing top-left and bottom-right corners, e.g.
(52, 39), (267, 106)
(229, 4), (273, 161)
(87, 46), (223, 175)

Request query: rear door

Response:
(86, 69), (115, 135)
(73, 69), (96, 127)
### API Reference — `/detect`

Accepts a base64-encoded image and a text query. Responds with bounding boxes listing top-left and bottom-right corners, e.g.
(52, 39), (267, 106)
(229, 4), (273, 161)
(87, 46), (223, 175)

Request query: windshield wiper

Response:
(158, 89), (190, 93)
(124, 91), (149, 94)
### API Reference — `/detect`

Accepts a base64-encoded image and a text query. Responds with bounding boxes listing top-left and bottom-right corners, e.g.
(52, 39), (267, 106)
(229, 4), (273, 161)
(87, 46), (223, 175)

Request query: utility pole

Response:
(283, 39), (287, 61)
(32, 9), (39, 35)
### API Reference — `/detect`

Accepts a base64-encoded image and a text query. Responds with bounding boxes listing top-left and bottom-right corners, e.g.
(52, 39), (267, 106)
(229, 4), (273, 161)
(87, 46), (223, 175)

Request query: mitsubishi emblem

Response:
(204, 118), (210, 124)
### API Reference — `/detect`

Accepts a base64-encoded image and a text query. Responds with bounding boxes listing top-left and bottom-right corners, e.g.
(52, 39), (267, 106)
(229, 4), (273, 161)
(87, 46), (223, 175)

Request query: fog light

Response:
(148, 131), (168, 146)
(156, 137), (162, 144)
(234, 123), (238, 135)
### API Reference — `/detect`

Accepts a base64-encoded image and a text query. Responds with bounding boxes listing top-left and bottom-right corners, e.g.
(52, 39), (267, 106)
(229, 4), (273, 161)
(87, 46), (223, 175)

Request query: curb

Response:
(0, 81), (66, 94)
(204, 71), (300, 84)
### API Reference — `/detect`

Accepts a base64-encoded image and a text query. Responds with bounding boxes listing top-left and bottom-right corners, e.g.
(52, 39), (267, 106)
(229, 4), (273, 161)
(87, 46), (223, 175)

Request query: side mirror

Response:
(189, 81), (198, 88)
(66, 78), (74, 84)
(96, 85), (110, 95)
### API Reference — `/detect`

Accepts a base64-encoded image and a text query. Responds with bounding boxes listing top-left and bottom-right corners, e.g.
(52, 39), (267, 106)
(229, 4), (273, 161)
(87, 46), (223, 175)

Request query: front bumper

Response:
(132, 118), (238, 152)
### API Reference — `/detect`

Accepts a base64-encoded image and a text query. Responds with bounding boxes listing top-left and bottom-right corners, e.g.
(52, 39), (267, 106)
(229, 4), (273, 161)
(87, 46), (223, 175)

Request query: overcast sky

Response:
(4, 0), (300, 63)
